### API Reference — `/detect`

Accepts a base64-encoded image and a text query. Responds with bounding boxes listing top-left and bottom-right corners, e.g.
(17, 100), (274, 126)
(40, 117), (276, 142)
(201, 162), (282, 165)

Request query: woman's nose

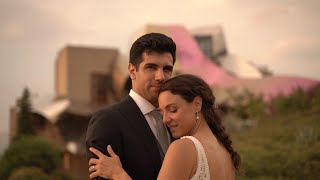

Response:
(162, 113), (170, 125)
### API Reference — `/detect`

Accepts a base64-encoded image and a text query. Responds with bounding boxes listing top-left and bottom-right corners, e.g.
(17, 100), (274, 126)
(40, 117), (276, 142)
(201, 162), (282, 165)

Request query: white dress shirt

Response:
(129, 89), (171, 143)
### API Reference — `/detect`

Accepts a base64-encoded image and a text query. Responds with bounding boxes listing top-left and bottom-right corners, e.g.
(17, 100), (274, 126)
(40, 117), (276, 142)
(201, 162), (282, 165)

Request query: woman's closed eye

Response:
(169, 107), (177, 113)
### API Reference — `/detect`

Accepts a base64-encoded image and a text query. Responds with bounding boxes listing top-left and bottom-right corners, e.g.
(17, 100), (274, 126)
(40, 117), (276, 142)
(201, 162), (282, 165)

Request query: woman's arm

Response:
(89, 145), (132, 180)
(157, 138), (198, 180)
(89, 139), (198, 180)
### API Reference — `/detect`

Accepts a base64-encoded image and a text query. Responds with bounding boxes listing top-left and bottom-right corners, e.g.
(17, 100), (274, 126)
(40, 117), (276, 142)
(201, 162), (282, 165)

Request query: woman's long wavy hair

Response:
(160, 74), (240, 170)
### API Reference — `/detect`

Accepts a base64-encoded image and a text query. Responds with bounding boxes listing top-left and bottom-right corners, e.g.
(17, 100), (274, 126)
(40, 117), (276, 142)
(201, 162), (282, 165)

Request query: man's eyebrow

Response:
(144, 63), (157, 66)
(145, 63), (157, 66)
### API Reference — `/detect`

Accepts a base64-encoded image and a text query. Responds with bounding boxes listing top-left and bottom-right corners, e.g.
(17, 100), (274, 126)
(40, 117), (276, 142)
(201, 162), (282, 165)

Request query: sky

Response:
(0, 0), (320, 134)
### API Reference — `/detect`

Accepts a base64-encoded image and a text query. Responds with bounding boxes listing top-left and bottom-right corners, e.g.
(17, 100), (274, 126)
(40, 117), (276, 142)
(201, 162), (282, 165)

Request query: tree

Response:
(16, 87), (35, 139)
(257, 65), (273, 77)
(8, 167), (50, 180)
(0, 136), (62, 180)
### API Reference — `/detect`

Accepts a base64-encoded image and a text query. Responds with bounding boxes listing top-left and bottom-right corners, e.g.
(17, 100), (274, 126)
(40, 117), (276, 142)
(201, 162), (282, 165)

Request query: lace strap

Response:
(181, 136), (210, 180)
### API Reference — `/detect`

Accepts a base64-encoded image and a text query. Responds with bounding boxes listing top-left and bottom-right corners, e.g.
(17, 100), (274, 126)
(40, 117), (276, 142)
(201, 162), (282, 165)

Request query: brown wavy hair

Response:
(160, 74), (240, 170)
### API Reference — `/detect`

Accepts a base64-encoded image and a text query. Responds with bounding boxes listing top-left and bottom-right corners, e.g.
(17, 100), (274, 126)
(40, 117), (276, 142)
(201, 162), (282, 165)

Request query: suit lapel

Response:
(118, 96), (162, 169)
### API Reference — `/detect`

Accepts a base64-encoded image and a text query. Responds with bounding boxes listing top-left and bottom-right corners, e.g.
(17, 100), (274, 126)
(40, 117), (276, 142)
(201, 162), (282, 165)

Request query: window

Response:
(194, 35), (213, 59)
(91, 73), (112, 106)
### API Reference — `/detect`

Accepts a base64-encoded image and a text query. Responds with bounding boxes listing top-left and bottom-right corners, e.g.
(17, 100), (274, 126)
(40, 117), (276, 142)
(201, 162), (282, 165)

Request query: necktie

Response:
(149, 109), (169, 153)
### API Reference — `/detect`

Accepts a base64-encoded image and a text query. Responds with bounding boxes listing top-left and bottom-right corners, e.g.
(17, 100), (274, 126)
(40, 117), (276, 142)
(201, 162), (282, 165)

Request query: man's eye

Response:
(164, 67), (173, 72)
(147, 66), (156, 70)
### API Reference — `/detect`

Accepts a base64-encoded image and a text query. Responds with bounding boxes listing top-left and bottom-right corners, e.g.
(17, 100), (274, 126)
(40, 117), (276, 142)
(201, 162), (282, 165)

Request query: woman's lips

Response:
(168, 125), (177, 131)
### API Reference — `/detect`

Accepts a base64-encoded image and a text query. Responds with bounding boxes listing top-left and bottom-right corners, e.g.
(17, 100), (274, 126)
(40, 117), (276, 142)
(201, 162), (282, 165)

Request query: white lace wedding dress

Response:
(181, 136), (210, 180)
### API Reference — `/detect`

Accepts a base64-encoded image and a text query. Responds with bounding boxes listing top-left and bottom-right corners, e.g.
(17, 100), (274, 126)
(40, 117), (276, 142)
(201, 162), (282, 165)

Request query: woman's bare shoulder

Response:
(170, 137), (197, 150)
(158, 137), (198, 180)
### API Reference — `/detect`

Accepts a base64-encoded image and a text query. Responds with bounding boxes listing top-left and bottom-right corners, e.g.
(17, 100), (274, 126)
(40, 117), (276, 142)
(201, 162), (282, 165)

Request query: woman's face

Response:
(159, 91), (198, 138)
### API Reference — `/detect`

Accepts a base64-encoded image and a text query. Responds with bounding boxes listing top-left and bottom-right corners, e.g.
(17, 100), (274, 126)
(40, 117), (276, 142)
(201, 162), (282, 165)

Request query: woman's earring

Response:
(196, 111), (199, 120)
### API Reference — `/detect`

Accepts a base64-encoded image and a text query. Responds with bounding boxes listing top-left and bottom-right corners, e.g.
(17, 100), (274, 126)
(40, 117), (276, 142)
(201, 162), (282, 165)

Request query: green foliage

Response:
(257, 65), (273, 77)
(228, 84), (320, 119)
(271, 87), (310, 114)
(16, 87), (35, 139)
(229, 89), (266, 119)
(245, 94), (265, 118)
(50, 170), (75, 180)
(0, 136), (62, 180)
(310, 85), (320, 111)
(226, 85), (320, 179)
(8, 167), (50, 180)
(231, 109), (320, 179)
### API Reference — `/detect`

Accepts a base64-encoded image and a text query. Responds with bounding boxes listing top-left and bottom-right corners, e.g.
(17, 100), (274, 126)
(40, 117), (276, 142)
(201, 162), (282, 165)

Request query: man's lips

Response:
(151, 85), (161, 89)
(150, 83), (162, 87)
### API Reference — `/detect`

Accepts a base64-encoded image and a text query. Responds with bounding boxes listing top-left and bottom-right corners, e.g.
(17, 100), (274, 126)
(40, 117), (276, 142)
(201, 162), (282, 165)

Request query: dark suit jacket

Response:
(86, 96), (163, 180)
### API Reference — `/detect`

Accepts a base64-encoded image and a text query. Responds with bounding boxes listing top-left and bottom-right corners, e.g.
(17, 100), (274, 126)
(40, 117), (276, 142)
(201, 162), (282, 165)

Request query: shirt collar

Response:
(129, 89), (157, 115)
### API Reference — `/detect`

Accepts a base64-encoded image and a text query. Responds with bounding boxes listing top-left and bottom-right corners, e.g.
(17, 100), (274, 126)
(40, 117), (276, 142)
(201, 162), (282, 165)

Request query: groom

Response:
(86, 32), (176, 180)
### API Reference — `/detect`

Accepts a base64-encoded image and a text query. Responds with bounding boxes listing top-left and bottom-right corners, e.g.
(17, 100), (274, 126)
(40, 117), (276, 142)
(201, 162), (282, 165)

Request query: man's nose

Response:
(155, 69), (165, 82)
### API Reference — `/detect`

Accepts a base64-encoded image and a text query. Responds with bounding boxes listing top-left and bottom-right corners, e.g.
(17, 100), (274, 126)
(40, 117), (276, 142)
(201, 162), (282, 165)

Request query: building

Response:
(10, 45), (125, 179)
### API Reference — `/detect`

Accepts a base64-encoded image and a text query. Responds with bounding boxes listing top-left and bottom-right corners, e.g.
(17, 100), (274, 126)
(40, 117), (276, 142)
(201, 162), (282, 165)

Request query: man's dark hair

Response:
(129, 33), (176, 70)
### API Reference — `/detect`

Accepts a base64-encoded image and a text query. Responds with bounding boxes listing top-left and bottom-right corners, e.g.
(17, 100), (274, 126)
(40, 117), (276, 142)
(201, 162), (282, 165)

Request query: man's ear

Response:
(128, 63), (136, 80)
(193, 96), (202, 111)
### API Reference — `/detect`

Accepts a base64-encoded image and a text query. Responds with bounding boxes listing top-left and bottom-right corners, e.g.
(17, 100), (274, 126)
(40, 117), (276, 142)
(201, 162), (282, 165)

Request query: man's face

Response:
(129, 52), (174, 107)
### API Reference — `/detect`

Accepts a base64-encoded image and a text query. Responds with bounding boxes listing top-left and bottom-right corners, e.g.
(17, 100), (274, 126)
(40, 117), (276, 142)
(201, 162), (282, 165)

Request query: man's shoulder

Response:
(90, 96), (137, 121)
(97, 96), (135, 112)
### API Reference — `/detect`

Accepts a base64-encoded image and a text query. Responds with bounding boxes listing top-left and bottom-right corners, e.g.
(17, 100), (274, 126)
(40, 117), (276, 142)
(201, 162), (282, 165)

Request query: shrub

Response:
(8, 167), (49, 180)
(0, 136), (62, 180)
(272, 87), (311, 114)
(310, 85), (320, 111)
(50, 170), (75, 180)
(229, 89), (266, 119)
(233, 109), (320, 179)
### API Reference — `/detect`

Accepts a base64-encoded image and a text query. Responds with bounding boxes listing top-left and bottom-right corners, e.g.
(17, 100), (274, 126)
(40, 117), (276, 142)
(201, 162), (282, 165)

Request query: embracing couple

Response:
(86, 33), (240, 180)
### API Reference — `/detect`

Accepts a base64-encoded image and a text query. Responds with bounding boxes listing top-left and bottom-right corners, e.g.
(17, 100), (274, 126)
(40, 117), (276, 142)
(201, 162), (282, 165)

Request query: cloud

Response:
(0, 2), (73, 45)
(249, 5), (298, 26)
(272, 37), (320, 60)
(245, 1), (320, 36)
(256, 36), (320, 79)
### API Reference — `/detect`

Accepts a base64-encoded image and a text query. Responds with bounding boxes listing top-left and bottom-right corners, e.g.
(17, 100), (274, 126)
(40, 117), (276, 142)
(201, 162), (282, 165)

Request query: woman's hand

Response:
(89, 145), (131, 180)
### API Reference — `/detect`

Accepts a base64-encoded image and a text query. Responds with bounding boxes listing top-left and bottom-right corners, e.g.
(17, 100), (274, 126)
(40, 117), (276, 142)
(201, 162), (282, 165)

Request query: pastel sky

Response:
(1, 0), (320, 133)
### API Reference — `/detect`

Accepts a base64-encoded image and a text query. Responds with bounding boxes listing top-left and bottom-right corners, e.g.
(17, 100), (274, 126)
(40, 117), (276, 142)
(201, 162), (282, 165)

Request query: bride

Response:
(89, 74), (240, 180)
